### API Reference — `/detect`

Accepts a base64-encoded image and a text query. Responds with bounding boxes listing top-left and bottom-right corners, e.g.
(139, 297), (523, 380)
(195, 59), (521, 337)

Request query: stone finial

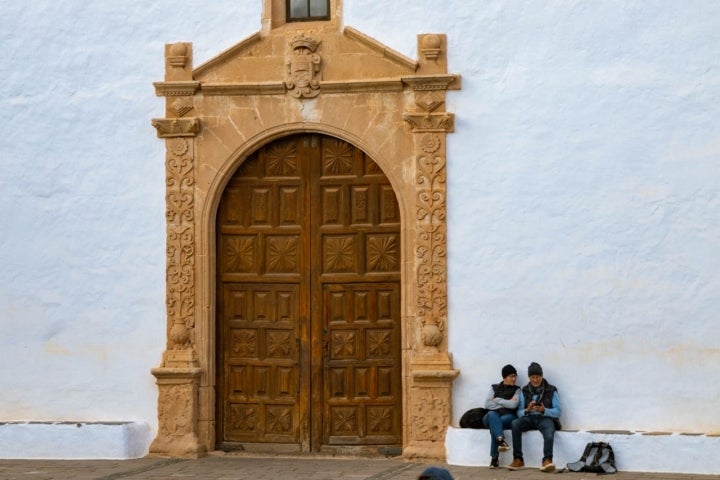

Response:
(417, 34), (447, 75)
(165, 42), (193, 82)
(421, 34), (442, 61)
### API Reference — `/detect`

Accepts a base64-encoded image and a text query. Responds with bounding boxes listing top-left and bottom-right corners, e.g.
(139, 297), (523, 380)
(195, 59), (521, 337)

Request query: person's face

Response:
(529, 374), (543, 387)
(503, 374), (517, 385)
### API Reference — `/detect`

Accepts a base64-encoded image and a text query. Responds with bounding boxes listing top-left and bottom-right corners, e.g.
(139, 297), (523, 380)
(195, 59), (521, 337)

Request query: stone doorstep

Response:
(445, 426), (720, 476)
(0, 421), (153, 460)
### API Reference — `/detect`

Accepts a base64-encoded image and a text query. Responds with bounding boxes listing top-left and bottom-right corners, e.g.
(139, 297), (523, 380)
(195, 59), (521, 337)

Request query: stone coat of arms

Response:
(285, 34), (322, 98)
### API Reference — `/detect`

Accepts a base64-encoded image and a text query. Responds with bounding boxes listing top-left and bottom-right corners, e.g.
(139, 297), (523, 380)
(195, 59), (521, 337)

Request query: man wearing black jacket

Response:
(507, 362), (562, 473)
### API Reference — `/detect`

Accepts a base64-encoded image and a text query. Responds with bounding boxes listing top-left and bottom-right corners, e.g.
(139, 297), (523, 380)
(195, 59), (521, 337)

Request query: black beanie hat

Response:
(501, 364), (517, 378)
(528, 362), (543, 376)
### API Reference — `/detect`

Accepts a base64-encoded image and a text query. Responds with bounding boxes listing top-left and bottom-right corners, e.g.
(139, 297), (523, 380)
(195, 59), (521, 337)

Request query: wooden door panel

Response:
(222, 283), (302, 444)
(322, 283), (401, 445)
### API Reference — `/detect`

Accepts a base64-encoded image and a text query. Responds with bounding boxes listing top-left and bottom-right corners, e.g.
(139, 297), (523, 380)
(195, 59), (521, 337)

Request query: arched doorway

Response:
(214, 133), (402, 453)
(150, 5), (460, 458)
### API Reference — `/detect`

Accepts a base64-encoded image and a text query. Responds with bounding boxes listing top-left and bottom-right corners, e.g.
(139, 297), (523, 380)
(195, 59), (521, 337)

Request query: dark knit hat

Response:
(501, 364), (517, 378)
(528, 362), (543, 376)
(418, 467), (455, 480)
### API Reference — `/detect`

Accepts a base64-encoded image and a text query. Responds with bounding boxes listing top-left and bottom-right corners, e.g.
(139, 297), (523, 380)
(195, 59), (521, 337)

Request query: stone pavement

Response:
(0, 454), (716, 480)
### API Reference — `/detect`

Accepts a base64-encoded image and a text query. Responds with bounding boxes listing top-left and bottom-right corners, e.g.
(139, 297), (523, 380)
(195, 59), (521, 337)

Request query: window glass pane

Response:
(309, 0), (328, 17)
(289, 0), (308, 18)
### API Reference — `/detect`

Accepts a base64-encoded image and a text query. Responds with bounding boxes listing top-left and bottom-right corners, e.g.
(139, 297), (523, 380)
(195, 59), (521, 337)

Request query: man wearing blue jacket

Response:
(507, 362), (562, 473)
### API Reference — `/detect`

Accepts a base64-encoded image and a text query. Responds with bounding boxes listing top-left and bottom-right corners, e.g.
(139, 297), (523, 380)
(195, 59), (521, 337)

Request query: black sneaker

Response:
(490, 457), (499, 469)
(498, 437), (510, 452)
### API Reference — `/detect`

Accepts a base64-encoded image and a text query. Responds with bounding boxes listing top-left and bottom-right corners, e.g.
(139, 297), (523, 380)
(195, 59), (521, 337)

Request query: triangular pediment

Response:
(192, 26), (418, 85)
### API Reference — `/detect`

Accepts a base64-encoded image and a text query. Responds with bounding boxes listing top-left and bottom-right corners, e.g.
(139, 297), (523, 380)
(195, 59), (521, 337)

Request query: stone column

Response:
(150, 43), (204, 457)
(402, 34), (460, 461)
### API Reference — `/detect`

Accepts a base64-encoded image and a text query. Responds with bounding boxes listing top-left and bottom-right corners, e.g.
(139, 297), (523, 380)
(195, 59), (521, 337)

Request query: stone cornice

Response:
(200, 82), (286, 96)
(402, 74), (461, 91)
(200, 79), (404, 96)
(153, 81), (201, 97)
(155, 77), (460, 97)
(152, 117), (202, 138)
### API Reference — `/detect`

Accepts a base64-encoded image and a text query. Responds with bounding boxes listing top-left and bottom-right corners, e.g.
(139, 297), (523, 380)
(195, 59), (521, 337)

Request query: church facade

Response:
(1, 0), (719, 474)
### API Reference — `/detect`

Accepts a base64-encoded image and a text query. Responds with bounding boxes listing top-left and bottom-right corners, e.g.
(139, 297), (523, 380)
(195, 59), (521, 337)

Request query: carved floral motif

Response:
(411, 388), (450, 442)
(165, 138), (196, 350)
(415, 154), (448, 343)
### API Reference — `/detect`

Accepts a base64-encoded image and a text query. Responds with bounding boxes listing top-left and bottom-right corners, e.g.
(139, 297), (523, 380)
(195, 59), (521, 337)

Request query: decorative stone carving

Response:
(150, 39), (204, 457)
(420, 34), (442, 61)
(171, 98), (194, 118)
(164, 138), (196, 352)
(285, 33), (322, 98)
(149, 367), (204, 457)
(152, 118), (201, 138)
(168, 42), (189, 68)
(411, 387), (450, 441)
(153, 81), (202, 97)
(415, 153), (448, 347)
(151, 3), (461, 461)
(403, 113), (454, 133)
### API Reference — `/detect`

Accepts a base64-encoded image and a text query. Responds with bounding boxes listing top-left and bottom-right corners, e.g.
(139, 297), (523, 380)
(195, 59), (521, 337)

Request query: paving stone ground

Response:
(0, 454), (716, 480)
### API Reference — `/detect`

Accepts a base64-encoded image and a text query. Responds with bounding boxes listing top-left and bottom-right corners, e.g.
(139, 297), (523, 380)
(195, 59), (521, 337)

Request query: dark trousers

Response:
(510, 415), (556, 461)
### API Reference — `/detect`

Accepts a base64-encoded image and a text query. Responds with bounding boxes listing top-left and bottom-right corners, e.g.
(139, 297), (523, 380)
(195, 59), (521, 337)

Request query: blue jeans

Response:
(482, 411), (516, 457)
(511, 415), (556, 461)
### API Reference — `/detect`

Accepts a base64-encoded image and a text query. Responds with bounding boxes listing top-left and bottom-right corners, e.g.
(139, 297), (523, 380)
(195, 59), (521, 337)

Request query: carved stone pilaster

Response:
(149, 130), (203, 456)
(148, 132), (202, 458)
(403, 77), (455, 352)
(150, 41), (203, 455)
(402, 54), (460, 461)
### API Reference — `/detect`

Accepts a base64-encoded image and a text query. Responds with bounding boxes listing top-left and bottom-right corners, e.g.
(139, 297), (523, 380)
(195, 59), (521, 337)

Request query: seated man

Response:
(508, 362), (562, 473)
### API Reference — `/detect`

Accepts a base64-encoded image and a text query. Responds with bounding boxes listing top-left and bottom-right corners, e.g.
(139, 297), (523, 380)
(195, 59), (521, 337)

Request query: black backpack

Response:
(567, 442), (617, 474)
(458, 407), (488, 429)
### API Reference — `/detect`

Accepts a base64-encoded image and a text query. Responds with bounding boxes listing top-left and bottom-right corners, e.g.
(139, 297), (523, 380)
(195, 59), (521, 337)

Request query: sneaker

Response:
(497, 437), (510, 452)
(540, 458), (556, 473)
(507, 458), (524, 470)
(490, 457), (499, 469)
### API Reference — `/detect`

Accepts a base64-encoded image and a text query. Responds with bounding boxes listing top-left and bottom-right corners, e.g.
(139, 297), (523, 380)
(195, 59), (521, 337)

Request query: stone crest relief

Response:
(285, 33), (322, 98)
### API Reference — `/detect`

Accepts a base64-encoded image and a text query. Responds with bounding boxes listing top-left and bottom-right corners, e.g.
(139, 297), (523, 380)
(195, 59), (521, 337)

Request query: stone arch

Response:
(150, 1), (460, 460)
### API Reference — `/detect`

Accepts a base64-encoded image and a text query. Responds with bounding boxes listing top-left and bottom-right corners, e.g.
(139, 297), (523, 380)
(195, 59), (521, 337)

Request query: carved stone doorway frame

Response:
(150, 0), (460, 460)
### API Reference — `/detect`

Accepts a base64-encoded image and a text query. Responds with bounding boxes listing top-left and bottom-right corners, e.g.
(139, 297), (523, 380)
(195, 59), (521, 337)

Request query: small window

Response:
(287, 0), (330, 22)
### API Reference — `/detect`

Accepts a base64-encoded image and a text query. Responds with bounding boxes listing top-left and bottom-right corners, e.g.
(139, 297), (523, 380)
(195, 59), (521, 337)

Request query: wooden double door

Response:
(216, 134), (402, 452)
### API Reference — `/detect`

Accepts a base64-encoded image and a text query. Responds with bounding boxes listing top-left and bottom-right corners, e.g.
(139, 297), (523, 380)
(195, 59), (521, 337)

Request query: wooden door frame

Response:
(150, 7), (461, 460)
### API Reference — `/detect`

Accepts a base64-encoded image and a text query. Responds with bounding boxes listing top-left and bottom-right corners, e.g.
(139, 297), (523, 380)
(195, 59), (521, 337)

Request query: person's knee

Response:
(540, 427), (555, 440)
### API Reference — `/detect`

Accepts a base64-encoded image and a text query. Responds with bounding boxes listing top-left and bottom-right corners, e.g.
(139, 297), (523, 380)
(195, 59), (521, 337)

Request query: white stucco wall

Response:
(1, 0), (718, 468)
